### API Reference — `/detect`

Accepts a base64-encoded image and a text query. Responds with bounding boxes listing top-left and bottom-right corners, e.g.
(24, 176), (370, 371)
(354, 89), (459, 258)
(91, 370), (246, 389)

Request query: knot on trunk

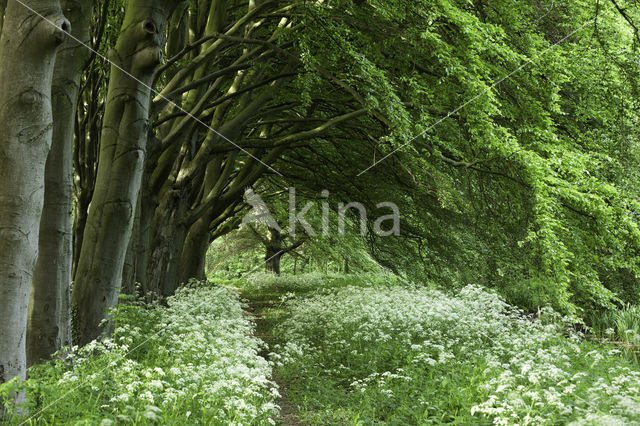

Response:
(142, 19), (158, 35)
(19, 89), (40, 105)
(31, 11), (70, 48)
(130, 19), (165, 75)
(49, 15), (71, 46)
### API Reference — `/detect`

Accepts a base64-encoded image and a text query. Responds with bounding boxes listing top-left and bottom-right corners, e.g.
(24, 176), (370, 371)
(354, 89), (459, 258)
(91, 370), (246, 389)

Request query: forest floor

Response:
(241, 287), (303, 425)
(9, 274), (640, 424)
(234, 273), (640, 425)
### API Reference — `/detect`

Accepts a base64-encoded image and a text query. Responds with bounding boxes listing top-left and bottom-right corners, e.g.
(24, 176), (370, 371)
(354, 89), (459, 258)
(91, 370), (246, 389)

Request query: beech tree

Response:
(0, 0), (69, 386)
(134, 0), (375, 297)
(27, 0), (92, 367)
(72, 0), (182, 345)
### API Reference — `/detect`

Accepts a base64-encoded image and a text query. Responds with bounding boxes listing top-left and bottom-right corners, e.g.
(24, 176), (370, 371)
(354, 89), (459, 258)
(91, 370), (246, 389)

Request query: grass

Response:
(589, 303), (640, 364)
(590, 303), (640, 344)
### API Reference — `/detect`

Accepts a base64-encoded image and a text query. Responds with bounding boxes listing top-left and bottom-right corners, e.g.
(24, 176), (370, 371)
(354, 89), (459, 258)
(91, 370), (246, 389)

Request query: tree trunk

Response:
(265, 228), (282, 275)
(161, 217), (187, 298)
(265, 249), (282, 275)
(72, 0), (180, 345)
(27, 0), (92, 367)
(71, 179), (91, 277)
(146, 190), (188, 299)
(0, 0), (68, 387)
(136, 185), (155, 293)
(121, 190), (142, 296)
(179, 216), (211, 284)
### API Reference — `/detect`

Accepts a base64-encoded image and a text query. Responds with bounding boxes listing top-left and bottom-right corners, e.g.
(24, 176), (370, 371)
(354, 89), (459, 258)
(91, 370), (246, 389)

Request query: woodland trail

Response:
(242, 291), (303, 426)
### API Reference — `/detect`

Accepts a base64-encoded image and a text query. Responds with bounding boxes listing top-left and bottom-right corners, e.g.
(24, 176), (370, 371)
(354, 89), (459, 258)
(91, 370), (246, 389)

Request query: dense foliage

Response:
(275, 0), (640, 315)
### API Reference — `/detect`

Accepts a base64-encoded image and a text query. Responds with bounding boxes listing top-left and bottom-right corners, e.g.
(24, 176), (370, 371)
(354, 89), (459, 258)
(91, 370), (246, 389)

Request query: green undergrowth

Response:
(242, 273), (640, 425)
(242, 271), (410, 295)
(1, 280), (278, 425)
(590, 303), (640, 345)
(589, 304), (640, 363)
(6, 273), (640, 425)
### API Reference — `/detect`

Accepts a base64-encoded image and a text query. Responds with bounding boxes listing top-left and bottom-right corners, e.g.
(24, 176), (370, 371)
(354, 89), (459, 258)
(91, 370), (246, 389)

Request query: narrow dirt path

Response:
(243, 294), (303, 426)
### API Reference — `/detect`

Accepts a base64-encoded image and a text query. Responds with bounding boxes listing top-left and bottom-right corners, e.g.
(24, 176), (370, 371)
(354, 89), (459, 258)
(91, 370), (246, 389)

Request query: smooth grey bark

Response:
(123, 150), (156, 297)
(0, 0), (68, 387)
(179, 216), (211, 283)
(135, 182), (155, 293)
(121, 191), (141, 296)
(27, 0), (92, 367)
(72, 0), (180, 345)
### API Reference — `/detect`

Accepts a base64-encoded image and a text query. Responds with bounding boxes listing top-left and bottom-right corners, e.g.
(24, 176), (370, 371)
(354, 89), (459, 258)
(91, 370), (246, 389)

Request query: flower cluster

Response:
(271, 282), (640, 424)
(16, 282), (278, 424)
